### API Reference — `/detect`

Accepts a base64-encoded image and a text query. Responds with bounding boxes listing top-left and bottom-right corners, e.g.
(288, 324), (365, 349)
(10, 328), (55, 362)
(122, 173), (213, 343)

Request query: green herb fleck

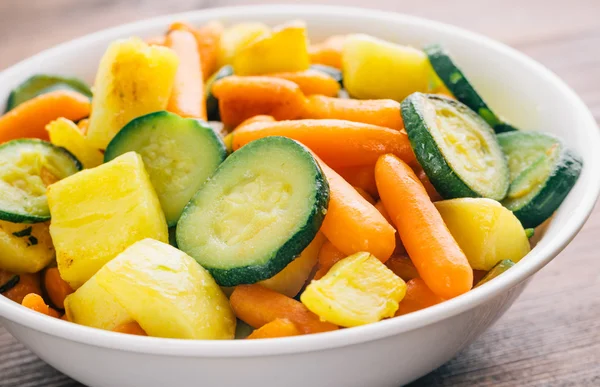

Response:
(0, 275), (20, 293)
(27, 236), (38, 246)
(12, 227), (32, 237)
(525, 228), (535, 239)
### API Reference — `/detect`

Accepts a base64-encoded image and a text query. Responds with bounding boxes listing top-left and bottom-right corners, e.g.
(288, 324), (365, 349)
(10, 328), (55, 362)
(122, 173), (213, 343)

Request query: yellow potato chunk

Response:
(95, 239), (235, 339)
(233, 21), (310, 75)
(47, 118), (103, 169)
(342, 34), (429, 102)
(0, 221), (54, 273)
(48, 152), (168, 289)
(301, 252), (406, 327)
(217, 22), (271, 68)
(86, 37), (179, 149)
(435, 198), (531, 271)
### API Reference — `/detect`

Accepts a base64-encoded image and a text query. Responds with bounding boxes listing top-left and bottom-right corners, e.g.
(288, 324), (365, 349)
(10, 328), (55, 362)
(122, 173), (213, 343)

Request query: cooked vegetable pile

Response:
(0, 20), (582, 340)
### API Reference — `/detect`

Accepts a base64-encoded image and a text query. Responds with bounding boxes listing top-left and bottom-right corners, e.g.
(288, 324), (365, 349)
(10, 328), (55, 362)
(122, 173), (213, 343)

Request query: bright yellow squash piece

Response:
(95, 239), (236, 339)
(259, 233), (325, 298)
(47, 118), (103, 169)
(0, 221), (54, 273)
(435, 198), (530, 271)
(342, 34), (429, 102)
(217, 22), (271, 68)
(86, 37), (179, 149)
(233, 21), (310, 75)
(301, 252), (406, 327)
(47, 152), (168, 289)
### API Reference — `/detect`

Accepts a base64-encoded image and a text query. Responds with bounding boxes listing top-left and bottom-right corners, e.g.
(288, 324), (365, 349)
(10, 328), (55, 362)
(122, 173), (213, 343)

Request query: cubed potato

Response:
(47, 118), (103, 169)
(48, 152), (168, 289)
(217, 22), (271, 68)
(0, 221), (54, 273)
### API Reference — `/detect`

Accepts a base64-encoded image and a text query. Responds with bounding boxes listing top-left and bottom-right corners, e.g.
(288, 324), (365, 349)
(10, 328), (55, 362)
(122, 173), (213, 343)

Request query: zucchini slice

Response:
(401, 93), (510, 201)
(425, 44), (517, 133)
(310, 64), (343, 88)
(206, 65), (234, 121)
(0, 139), (82, 223)
(6, 74), (92, 112)
(475, 259), (515, 287)
(177, 136), (329, 286)
(497, 131), (582, 228)
(104, 111), (227, 227)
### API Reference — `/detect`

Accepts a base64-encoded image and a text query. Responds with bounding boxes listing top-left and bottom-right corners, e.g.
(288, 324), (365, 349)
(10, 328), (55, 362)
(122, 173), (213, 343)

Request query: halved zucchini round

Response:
(6, 74), (92, 112)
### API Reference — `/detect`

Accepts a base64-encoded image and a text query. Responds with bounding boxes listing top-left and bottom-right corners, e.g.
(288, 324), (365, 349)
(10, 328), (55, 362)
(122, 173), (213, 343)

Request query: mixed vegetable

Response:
(0, 19), (582, 340)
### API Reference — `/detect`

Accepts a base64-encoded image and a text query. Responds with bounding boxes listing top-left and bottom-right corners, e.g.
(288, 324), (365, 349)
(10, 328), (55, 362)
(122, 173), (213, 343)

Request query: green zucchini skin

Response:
(498, 131), (583, 228)
(6, 74), (92, 112)
(0, 139), (82, 223)
(310, 64), (343, 88)
(401, 92), (509, 201)
(475, 259), (515, 287)
(0, 275), (20, 293)
(177, 136), (329, 287)
(206, 65), (234, 121)
(425, 44), (517, 133)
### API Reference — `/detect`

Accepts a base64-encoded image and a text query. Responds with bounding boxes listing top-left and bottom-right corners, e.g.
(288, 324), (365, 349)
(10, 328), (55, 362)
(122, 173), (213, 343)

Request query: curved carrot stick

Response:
(395, 278), (444, 316)
(247, 318), (302, 339)
(166, 29), (206, 120)
(44, 267), (73, 310)
(375, 154), (473, 298)
(170, 21), (223, 80)
(0, 90), (90, 143)
(22, 293), (61, 318)
(308, 35), (346, 69)
(336, 165), (378, 198)
(313, 240), (346, 280)
(268, 69), (340, 97)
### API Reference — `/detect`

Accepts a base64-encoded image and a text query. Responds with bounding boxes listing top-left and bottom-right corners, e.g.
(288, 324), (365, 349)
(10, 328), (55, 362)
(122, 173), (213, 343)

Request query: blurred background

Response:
(1, 0), (599, 386)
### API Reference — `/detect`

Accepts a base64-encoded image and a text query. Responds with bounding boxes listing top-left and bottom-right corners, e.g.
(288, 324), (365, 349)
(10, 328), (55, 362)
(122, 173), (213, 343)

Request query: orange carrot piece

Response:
(212, 76), (306, 127)
(0, 271), (42, 304)
(374, 200), (393, 225)
(0, 90), (90, 143)
(308, 35), (346, 69)
(385, 254), (420, 282)
(230, 285), (338, 334)
(21, 293), (60, 318)
(170, 21), (223, 80)
(415, 166), (442, 202)
(336, 165), (378, 198)
(247, 318), (302, 339)
(313, 240), (347, 280)
(318, 158), (396, 262)
(375, 154), (473, 299)
(234, 115), (276, 131)
(232, 119), (415, 168)
(268, 69), (340, 97)
(44, 268), (74, 310)
(77, 118), (89, 135)
(166, 29), (207, 120)
(303, 96), (404, 131)
(395, 278), (444, 316)
(354, 186), (375, 204)
(113, 321), (148, 336)
(145, 36), (166, 46)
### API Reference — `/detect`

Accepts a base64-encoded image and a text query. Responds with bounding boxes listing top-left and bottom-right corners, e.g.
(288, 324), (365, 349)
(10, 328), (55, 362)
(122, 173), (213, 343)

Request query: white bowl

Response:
(0, 5), (598, 387)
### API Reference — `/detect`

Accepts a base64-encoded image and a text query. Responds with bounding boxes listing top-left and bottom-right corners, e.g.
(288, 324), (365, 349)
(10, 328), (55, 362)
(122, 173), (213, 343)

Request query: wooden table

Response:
(1, 0), (599, 386)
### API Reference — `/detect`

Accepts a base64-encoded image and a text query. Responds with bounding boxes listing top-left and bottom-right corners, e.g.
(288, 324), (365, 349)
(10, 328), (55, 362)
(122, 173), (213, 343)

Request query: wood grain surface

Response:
(1, 0), (599, 386)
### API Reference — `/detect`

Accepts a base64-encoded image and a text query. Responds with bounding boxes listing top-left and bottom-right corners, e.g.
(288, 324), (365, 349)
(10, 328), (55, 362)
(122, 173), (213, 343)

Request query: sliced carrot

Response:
(21, 293), (60, 318)
(0, 270), (42, 304)
(232, 119), (415, 168)
(385, 254), (420, 282)
(247, 318), (302, 339)
(0, 90), (90, 143)
(170, 21), (223, 80)
(415, 166), (442, 202)
(395, 278), (444, 316)
(230, 284), (338, 334)
(314, 240), (346, 280)
(113, 321), (148, 336)
(303, 96), (403, 131)
(145, 36), (166, 46)
(212, 76), (306, 127)
(308, 35), (346, 69)
(44, 267), (74, 310)
(166, 29), (206, 120)
(375, 154), (473, 299)
(336, 165), (378, 198)
(268, 69), (340, 97)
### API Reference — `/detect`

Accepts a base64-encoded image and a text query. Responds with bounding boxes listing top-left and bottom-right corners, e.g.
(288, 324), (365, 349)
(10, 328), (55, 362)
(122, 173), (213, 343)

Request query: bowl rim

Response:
(0, 4), (599, 358)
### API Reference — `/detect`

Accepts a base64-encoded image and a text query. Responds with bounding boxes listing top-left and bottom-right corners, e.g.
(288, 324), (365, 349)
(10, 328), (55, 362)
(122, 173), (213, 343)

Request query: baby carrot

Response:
(308, 35), (346, 69)
(232, 119), (415, 168)
(170, 21), (223, 80)
(113, 321), (147, 336)
(318, 158), (396, 262)
(268, 69), (340, 97)
(0, 271), (42, 304)
(43, 268), (73, 310)
(22, 293), (60, 318)
(354, 186), (376, 204)
(230, 285), (338, 334)
(375, 154), (473, 299)
(414, 166), (442, 202)
(212, 76), (306, 126)
(165, 29), (206, 120)
(336, 165), (378, 198)
(314, 240), (346, 280)
(0, 90), (90, 143)
(247, 318), (302, 339)
(302, 95), (404, 131)
(395, 278), (444, 316)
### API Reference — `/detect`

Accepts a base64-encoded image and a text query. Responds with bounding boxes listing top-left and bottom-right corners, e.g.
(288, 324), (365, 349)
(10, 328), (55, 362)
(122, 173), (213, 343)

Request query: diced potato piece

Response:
(435, 198), (530, 271)
(301, 252), (406, 327)
(233, 21), (310, 75)
(47, 118), (103, 169)
(64, 276), (132, 330)
(259, 233), (325, 297)
(94, 239), (235, 339)
(0, 221), (54, 273)
(217, 22), (271, 68)
(48, 152), (168, 289)
(86, 38), (179, 149)
(342, 34), (429, 102)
